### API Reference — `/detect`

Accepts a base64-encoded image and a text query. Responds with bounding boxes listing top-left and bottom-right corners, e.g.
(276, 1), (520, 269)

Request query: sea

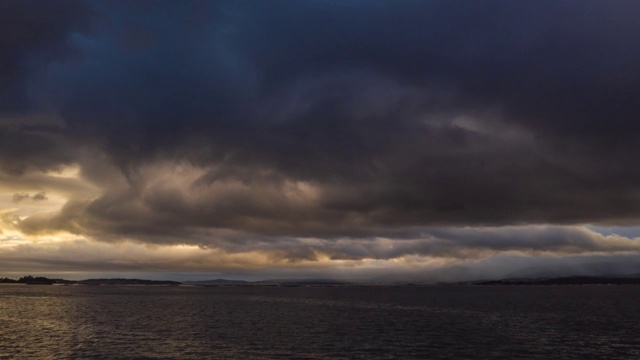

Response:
(0, 285), (639, 359)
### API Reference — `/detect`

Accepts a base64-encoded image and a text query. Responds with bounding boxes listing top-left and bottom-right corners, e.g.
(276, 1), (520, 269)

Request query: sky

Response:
(2, 0), (640, 282)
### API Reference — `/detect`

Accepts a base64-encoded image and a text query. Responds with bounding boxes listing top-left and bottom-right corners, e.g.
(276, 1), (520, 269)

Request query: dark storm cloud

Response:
(0, 0), (96, 112)
(0, 1), (97, 174)
(5, 0), (640, 243)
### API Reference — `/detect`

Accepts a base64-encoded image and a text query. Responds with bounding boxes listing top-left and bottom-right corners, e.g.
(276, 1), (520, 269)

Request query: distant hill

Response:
(6, 274), (640, 287)
(4, 275), (353, 287)
(184, 278), (351, 287)
(183, 279), (249, 286)
(474, 275), (640, 285)
(256, 278), (351, 286)
(79, 278), (181, 286)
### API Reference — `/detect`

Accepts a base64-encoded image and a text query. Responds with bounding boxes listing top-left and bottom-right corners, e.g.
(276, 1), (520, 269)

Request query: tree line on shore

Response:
(0, 275), (65, 284)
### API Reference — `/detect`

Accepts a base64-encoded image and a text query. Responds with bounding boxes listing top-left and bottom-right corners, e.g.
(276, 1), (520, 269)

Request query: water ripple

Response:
(0, 285), (639, 359)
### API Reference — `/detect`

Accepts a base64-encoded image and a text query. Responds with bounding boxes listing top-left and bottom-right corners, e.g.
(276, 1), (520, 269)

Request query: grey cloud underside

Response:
(11, 191), (47, 203)
(4, 0), (640, 243)
(3, 234), (640, 282)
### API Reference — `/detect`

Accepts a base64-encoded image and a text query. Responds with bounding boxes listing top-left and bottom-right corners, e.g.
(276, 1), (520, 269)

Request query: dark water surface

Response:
(0, 285), (639, 359)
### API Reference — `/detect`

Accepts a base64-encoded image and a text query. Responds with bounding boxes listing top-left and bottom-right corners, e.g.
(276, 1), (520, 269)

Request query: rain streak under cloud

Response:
(2, 0), (640, 281)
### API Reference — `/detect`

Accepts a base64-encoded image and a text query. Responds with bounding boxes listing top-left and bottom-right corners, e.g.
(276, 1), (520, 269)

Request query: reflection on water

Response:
(1, 285), (639, 359)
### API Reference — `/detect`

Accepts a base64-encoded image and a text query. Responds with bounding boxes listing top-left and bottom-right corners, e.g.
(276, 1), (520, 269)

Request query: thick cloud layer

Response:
(2, 1), (640, 278)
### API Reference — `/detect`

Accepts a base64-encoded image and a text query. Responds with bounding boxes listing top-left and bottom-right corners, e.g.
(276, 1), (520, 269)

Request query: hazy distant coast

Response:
(473, 275), (640, 286)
